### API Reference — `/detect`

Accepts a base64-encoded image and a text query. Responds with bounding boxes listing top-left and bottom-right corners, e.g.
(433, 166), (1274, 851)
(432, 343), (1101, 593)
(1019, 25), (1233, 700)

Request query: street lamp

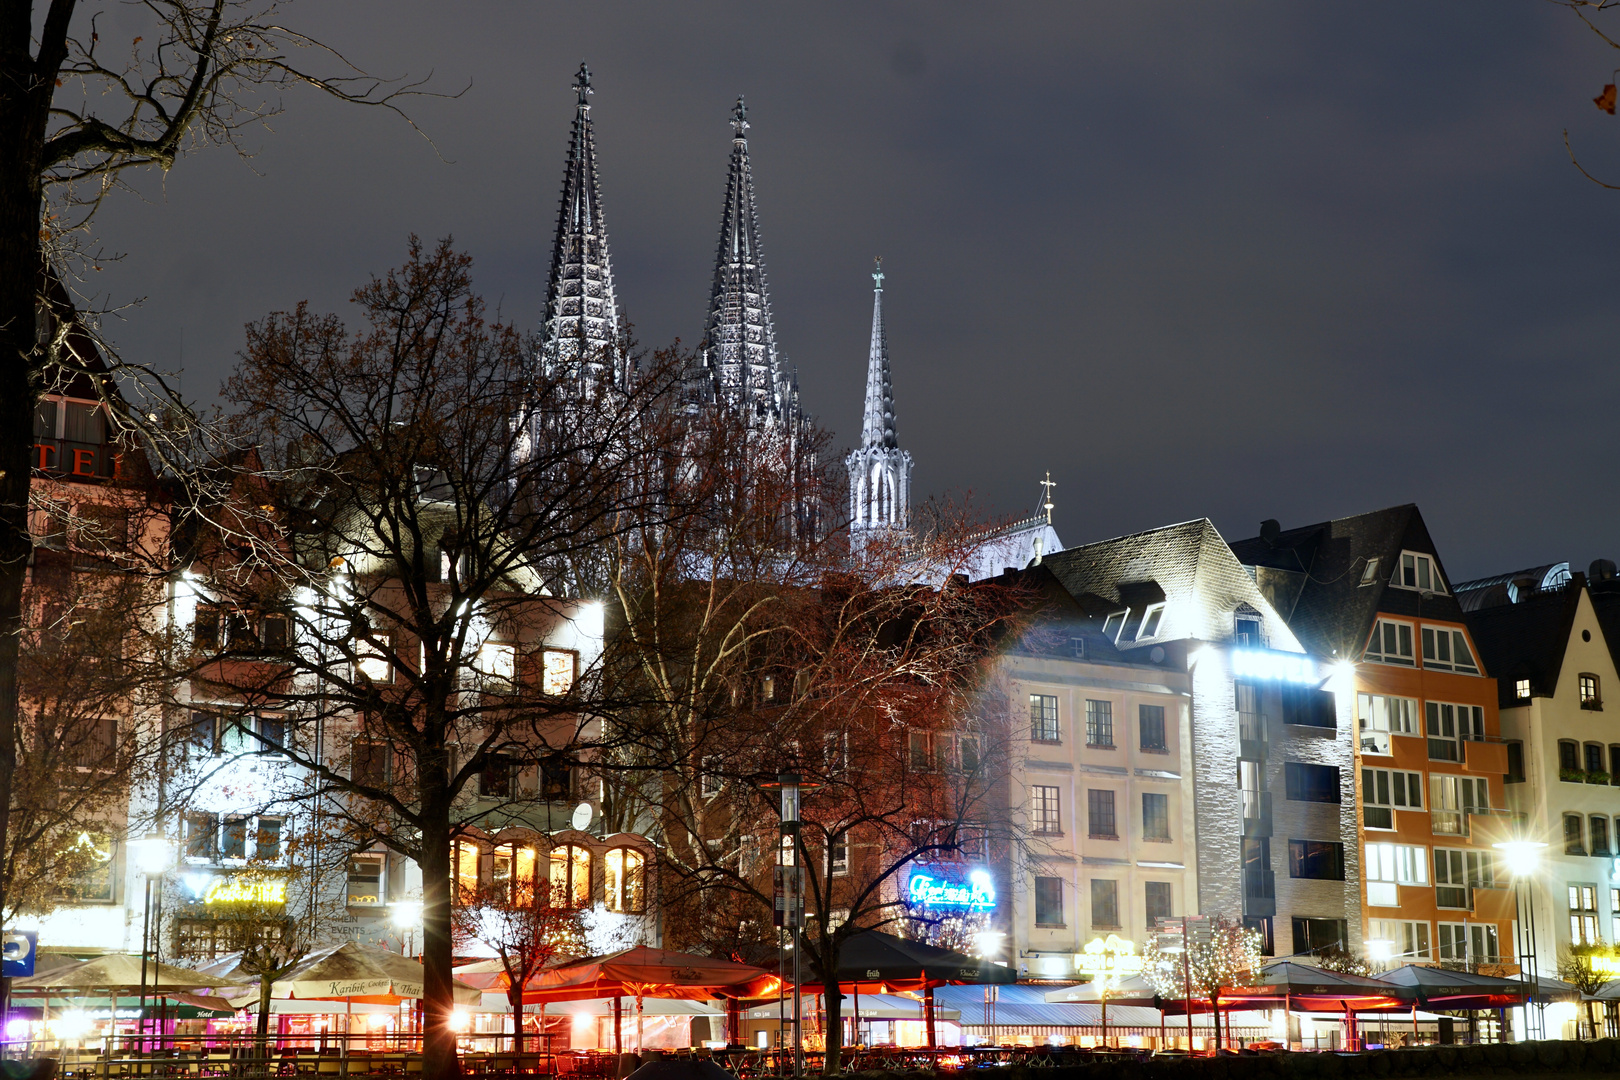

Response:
(387, 900), (423, 955)
(1493, 839), (1547, 1040)
(761, 771), (808, 1079)
(132, 832), (175, 1040)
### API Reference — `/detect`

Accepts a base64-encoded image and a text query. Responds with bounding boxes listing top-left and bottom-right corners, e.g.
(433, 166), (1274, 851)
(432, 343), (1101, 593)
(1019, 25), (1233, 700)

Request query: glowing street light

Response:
(1493, 840), (1546, 879)
(1493, 839), (1549, 1039)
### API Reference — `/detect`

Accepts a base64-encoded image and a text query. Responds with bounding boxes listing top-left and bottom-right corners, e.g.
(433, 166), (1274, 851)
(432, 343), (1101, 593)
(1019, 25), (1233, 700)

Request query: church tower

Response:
(691, 98), (799, 426)
(847, 260), (913, 539)
(537, 63), (626, 387)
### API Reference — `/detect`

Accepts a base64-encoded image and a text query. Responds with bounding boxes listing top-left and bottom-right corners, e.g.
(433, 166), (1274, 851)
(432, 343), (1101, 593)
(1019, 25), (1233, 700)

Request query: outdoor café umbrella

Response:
(1372, 964), (1528, 1011)
(201, 942), (483, 1007)
(825, 930), (1015, 1049)
(11, 953), (247, 994)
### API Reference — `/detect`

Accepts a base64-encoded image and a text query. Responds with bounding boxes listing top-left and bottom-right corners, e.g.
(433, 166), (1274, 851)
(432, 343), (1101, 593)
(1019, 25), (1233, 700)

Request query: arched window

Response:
(493, 843), (539, 902)
(454, 840), (482, 903)
(604, 847), (646, 914)
(550, 844), (591, 908)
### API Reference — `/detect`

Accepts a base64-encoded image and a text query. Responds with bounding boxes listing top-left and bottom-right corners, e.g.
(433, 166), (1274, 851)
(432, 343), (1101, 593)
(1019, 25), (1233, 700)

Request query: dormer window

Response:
(1515, 678), (1531, 700)
(1359, 559), (1381, 586)
(33, 396), (114, 479)
(1234, 605), (1264, 648)
(1137, 604), (1165, 640)
(1102, 610), (1129, 643)
(1391, 552), (1445, 594)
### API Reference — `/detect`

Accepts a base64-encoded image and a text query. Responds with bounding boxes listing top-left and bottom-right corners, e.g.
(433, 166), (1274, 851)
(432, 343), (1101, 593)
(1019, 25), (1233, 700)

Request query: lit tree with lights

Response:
(1143, 916), (1262, 1052)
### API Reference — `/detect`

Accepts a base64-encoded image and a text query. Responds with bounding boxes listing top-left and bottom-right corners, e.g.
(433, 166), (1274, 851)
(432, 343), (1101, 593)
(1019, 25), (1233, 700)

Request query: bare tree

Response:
(1557, 941), (1615, 1039)
(1143, 915), (1264, 1052)
(0, 3), (436, 1021)
(451, 879), (586, 1054)
(186, 239), (685, 1078)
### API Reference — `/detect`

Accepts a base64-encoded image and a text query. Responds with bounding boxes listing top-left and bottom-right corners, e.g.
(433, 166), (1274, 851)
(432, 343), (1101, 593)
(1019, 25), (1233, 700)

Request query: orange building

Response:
(1231, 506), (1515, 973)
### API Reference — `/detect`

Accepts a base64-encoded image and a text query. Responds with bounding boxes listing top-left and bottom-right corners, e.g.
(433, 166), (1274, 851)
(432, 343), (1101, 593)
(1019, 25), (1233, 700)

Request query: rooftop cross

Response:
(731, 96), (749, 138)
(872, 256), (884, 290)
(573, 61), (593, 106)
(1041, 472), (1057, 523)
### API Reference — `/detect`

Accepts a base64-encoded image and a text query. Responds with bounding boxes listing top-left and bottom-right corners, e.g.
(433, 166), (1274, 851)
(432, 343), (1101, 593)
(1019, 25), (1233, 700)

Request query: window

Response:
(356, 634), (394, 683)
(1515, 678), (1531, 700)
(255, 818), (282, 862)
(1031, 786), (1061, 835)
(1359, 558), (1381, 586)
(604, 847), (645, 913)
(1292, 918), (1348, 956)
(1357, 693), (1418, 755)
(454, 841), (481, 900)
(1034, 876), (1064, 927)
(1236, 682), (1263, 744)
(57, 831), (115, 903)
(1368, 918), (1430, 961)
(1365, 619), (1415, 665)
(1434, 848), (1494, 908)
(1285, 762), (1340, 804)
(475, 641), (515, 688)
(1085, 700), (1114, 748)
(180, 711), (216, 758)
(480, 755), (517, 798)
(1429, 774), (1488, 836)
(1364, 842), (1428, 905)
(221, 817), (248, 860)
(1245, 916), (1275, 956)
(550, 844), (591, 908)
(184, 812), (218, 860)
(537, 756), (571, 801)
(259, 612), (289, 651)
(1280, 684), (1336, 728)
(1420, 627), (1478, 674)
(1087, 789), (1117, 839)
(1581, 673), (1603, 710)
(1137, 604), (1165, 639)
(1289, 840), (1345, 880)
(829, 833), (849, 875)
(1424, 701), (1484, 762)
(1392, 551), (1445, 593)
(1145, 881), (1173, 925)
(1143, 793), (1171, 840)
(1613, 746), (1620, 785)
(1102, 610), (1129, 642)
(1090, 878), (1120, 929)
(1243, 838), (1273, 899)
(1592, 816), (1612, 857)
(542, 649), (577, 695)
(1234, 608), (1263, 648)
(1506, 742), (1525, 784)
(699, 755), (723, 798)
(1569, 885), (1600, 944)
(1586, 742), (1607, 776)
(1029, 695), (1060, 743)
(1139, 704), (1167, 752)
(1437, 922), (1499, 964)
(1565, 813), (1587, 855)
(351, 739), (391, 787)
(957, 735), (980, 774)
(347, 855), (385, 906)
(908, 731), (935, 771)
(1560, 739), (1580, 774)
(66, 715), (117, 770)
(1361, 767), (1422, 830)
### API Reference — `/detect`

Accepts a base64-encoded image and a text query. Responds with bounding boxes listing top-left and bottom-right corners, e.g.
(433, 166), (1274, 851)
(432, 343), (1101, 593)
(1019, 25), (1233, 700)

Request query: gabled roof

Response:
(1037, 517), (1300, 652)
(1228, 503), (1469, 661)
(1463, 577), (1581, 707)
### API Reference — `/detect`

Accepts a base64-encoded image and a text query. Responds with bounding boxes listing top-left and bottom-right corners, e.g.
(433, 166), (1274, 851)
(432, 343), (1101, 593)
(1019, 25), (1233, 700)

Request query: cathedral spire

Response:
(699, 95), (784, 414)
(861, 258), (897, 450)
(847, 260), (913, 540)
(538, 62), (623, 385)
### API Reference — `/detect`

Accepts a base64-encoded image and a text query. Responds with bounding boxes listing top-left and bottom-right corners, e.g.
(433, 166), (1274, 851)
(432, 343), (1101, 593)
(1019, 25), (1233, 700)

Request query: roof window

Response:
(1390, 551), (1445, 594)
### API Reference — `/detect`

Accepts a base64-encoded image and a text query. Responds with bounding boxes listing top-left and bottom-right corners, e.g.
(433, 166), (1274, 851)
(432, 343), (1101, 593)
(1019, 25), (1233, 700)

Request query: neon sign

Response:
(1230, 649), (1316, 685)
(908, 870), (995, 910)
(203, 876), (287, 906)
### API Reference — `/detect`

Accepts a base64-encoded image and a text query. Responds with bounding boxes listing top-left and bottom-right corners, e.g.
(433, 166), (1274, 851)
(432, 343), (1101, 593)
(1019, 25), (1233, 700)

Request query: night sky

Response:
(81, 3), (1620, 582)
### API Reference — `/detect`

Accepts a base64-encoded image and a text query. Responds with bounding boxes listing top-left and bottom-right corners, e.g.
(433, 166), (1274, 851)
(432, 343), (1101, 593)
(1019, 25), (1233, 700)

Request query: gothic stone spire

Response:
(538, 62), (624, 385)
(847, 259), (913, 537)
(698, 96), (786, 417)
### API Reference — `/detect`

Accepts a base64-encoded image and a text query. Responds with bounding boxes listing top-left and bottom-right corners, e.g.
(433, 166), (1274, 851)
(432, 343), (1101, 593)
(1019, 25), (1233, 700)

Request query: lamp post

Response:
(1494, 840), (1547, 1041)
(132, 832), (174, 1042)
(764, 771), (805, 1079)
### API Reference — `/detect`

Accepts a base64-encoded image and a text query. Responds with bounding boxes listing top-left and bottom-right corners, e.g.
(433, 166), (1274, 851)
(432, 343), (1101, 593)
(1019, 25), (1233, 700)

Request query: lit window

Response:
(550, 844), (591, 908)
(355, 633), (394, 683)
(1031, 786), (1061, 835)
(1391, 551), (1446, 593)
(347, 855), (385, 906)
(1569, 885), (1600, 945)
(829, 833), (849, 875)
(1364, 842), (1428, 906)
(1364, 619), (1414, 666)
(1581, 674), (1602, 710)
(1515, 678), (1531, 700)
(1424, 701), (1485, 762)
(1429, 774), (1488, 837)
(1420, 626), (1478, 673)
(1356, 693), (1418, 755)
(455, 841), (481, 900)
(1361, 767), (1423, 830)
(542, 649), (576, 695)
(1367, 918), (1429, 960)
(476, 642), (516, 687)
(604, 847), (645, 913)
(1029, 695), (1060, 743)
(1137, 604), (1165, 639)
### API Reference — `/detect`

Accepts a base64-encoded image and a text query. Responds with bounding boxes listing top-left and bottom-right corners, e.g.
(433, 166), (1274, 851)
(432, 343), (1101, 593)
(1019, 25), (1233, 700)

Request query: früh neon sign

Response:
(908, 869), (996, 911)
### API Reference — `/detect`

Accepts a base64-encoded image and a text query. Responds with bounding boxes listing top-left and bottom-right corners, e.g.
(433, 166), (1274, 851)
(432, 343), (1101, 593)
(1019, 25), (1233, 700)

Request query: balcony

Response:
(1241, 790), (1272, 837)
(1435, 884), (1472, 911)
(1243, 869), (1276, 917)
(1239, 711), (1268, 760)
(1463, 739), (1508, 776)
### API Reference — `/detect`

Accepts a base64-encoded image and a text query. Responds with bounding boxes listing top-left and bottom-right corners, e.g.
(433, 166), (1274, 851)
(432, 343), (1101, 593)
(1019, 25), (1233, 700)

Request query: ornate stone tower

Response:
(537, 63), (626, 387)
(847, 259), (912, 540)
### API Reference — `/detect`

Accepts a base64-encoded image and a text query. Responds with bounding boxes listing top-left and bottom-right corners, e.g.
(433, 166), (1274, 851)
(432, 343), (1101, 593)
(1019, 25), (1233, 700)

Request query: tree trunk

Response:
(1210, 993), (1222, 1053)
(508, 984), (524, 1056)
(420, 806), (459, 1079)
(820, 974), (842, 1074)
(258, 977), (274, 1062)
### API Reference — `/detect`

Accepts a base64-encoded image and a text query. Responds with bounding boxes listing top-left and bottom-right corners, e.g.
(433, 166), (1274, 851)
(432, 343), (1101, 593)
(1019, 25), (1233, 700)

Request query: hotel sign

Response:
(907, 869), (996, 911)
(1230, 648), (1316, 685)
(203, 875), (287, 906)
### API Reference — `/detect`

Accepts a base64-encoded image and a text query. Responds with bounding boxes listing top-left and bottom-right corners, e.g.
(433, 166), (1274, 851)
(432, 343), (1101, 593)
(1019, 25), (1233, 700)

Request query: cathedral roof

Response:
(538, 63), (623, 385)
(697, 97), (788, 418)
(861, 259), (898, 451)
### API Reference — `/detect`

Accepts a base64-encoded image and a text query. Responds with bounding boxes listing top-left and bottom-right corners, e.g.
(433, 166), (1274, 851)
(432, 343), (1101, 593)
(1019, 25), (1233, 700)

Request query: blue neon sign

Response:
(908, 869), (996, 910)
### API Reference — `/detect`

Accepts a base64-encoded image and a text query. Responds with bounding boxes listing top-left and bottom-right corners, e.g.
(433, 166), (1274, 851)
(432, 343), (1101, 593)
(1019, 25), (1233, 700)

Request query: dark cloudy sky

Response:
(83, 2), (1620, 582)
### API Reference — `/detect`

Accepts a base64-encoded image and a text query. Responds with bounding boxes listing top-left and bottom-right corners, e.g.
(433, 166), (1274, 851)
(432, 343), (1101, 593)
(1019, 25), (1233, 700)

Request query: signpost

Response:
(2, 931), (36, 977)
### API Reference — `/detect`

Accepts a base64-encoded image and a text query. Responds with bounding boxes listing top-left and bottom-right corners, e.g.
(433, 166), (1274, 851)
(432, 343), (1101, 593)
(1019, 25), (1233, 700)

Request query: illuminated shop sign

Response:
(1592, 955), (1620, 976)
(203, 875), (287, 906)
(1076, 934), (1145, 977)
(1230, 649), (1316, 685)
(908, 870), (995, 910)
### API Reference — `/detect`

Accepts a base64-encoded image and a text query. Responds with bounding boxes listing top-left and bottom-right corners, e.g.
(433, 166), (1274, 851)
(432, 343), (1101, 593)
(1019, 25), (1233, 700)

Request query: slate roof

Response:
(1227, 504), (1470, 663)
(1463, 578), (1581, 707)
